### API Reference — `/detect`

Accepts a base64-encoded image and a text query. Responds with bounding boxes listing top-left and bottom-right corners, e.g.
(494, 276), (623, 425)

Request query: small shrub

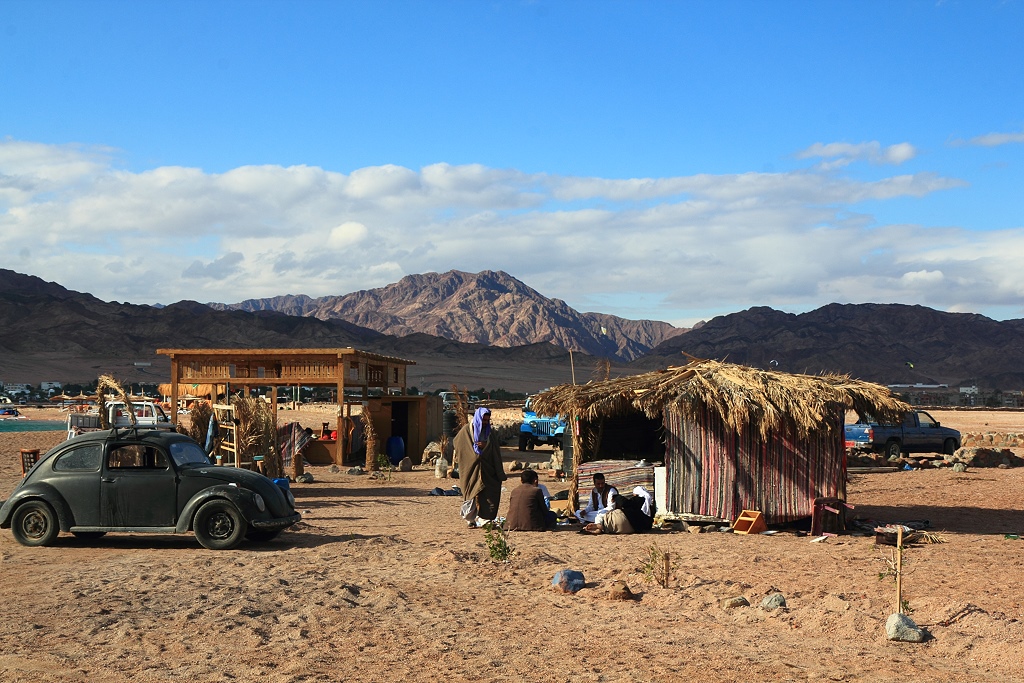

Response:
(483, 521), (515, 563)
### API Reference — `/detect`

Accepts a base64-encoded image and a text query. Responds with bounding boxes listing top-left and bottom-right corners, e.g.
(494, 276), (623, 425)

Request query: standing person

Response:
(576, 472), (618, 523)
(457, 406), (506, 527)
(505, 469), (548, 531)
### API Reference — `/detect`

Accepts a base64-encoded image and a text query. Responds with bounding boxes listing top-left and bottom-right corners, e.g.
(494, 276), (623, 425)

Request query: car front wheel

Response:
(942, 439), (958, 456)
(518, 434), (529, 451)
(194, 500), (246, 550)
(12, 500), (60, 547)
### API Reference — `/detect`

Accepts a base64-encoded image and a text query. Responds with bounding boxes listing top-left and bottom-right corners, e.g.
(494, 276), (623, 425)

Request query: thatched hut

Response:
(532, 359), (909, 524)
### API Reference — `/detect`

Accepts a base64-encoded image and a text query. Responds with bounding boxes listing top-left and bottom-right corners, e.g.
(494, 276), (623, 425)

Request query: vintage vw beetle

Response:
(0, 427), (300, 549)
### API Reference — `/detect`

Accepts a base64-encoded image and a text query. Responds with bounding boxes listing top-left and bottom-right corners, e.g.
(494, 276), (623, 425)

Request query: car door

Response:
(100, 442), (177, 528)
(900, 411), (926, 452)
(49, 443), (104, 527)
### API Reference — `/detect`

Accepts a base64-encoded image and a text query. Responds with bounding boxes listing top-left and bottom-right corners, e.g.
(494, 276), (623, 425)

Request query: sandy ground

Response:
(1, 408), (1022, 682)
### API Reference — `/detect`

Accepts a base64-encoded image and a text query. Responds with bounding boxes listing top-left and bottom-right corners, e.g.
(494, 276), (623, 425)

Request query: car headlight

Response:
(253, 493), (266, 512)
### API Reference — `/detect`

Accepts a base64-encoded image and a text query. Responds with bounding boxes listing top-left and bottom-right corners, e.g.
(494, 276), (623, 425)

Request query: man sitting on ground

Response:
(576, 472), (618, 524)
(505, 468), (549, 531)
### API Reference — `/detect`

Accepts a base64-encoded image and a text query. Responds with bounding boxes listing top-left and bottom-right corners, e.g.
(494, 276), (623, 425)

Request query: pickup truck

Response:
(845, 410), (961, 459)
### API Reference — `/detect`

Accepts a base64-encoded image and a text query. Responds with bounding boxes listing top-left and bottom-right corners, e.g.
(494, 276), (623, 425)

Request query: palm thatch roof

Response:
(531, 358), (910, 440)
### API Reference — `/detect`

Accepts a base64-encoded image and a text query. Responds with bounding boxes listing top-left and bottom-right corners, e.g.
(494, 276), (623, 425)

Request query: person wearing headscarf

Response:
(456, 406), (506, 526)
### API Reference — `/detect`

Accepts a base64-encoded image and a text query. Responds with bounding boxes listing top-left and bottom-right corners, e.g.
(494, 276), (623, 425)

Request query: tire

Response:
(11, 500), (60, 547)
(518, 434), (529, 451)
(885, 440), (902, 460)
(245, 527), (282, 543)
(72, 531), (107, 540)
(526, 440), (535, 451)
(942, 439), (957, 456)
(193, 500), (246, 550)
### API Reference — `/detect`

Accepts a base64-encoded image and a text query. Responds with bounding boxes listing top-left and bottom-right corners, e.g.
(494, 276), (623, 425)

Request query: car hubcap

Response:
(208, 512), (234, 539)
(23, 511), (47, 539)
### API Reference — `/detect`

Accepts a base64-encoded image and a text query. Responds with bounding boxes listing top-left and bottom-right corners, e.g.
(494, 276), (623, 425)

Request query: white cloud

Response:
(1, 138), (1021, 324)
(327, 221), (369, 249)
(964, 129), (1024, 147)
(797, 141), (918, 168)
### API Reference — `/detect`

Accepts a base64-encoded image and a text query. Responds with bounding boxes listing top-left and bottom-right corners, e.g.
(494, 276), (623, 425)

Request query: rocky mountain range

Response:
(637, 303), (1024, 389)
(0, 269), (590, 391)
(3, 268), (1024, 391)
(209, 270), (684, 363)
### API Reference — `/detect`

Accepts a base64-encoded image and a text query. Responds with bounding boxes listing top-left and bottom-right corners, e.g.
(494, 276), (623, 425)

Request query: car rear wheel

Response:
(885, 440), (902, 460)
(245, 527), (282, 543)
(942, 439), (958, 456)
(11, 500), (60, 547)
(194, 500), (246, 550)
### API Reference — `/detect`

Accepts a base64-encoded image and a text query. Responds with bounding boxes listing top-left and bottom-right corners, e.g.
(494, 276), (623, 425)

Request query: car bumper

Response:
(251, 512), (301, 530)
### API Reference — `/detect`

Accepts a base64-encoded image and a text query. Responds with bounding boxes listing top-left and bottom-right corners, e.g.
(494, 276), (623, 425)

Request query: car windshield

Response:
(169, 440), (212, 466)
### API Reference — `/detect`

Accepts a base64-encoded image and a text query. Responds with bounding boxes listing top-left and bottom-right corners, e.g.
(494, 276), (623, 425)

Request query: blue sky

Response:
(1, 0), (1022, 327)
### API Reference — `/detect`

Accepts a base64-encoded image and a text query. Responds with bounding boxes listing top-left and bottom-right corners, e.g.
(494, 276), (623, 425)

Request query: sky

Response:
(1, 0), (1023, 328)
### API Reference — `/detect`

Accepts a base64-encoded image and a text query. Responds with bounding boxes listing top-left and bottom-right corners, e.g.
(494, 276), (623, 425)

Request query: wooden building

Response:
(532, 359), (909, 524)
(157, 348), (437, 469)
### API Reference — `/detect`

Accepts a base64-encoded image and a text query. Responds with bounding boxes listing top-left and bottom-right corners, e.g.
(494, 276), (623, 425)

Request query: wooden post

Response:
(170, 357), (179, 426)
(896, 526), (904, 614)
(568, 414), (582, 512)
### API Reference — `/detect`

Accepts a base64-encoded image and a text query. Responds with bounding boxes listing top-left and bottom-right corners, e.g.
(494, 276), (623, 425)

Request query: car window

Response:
(53, 444), (103, 471)
(169, 440), (211, 466)
(107, 444), (168, 469)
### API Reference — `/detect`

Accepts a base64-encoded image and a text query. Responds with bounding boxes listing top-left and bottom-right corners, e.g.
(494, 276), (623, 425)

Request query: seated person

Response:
(583, 494), (634, 534)
(576, 472), (618, 523)
(505, 469), (549, 531)
(535, 481), (558, 527)
(620, 487), (655, 532)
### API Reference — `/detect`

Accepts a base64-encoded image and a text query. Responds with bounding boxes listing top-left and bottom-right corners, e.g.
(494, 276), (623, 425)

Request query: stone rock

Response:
(510, 460), (523, 471)
(885, 613), (926, 642)
(952, 462), (967, 472)
(607, 580), (635, 601)
(295, 472), (315, 484)
(422, 441), (442, 463)
(704, 524), (718, 533)
(398, 457), (413, 472)
(328, 464), (341, 473)
(688, 525), (703, 534)
(720, 596), (749, 609)
(552, 569), (585, 594)
(347, 466), (365, 475)
(760, 592), (787, 610)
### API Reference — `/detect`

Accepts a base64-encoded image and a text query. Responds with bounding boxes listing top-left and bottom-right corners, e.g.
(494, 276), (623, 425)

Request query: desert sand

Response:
(0, 407), (1022, 682)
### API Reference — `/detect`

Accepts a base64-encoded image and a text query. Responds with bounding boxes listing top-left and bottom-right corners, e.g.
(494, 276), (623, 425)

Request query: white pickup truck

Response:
(67, 401), (172, 438)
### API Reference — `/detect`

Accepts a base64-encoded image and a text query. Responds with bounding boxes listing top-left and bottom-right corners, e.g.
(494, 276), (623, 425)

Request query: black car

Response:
(0, 427), (300, 549)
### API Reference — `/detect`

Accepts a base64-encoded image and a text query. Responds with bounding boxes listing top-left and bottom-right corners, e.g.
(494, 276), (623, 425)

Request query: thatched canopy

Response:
(531, 358), (910, 440)
(158, 383), (216, 399)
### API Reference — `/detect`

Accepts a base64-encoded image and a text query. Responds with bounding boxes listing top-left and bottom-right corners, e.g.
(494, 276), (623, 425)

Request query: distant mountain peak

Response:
(212, 269), (685, 361)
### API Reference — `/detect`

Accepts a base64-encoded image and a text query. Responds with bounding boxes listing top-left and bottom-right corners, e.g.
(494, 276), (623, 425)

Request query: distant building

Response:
(40, 381), (63, 392)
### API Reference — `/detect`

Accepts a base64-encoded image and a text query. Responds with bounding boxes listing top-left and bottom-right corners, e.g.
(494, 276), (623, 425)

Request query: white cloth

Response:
(632, 486), (654, 516)
(537, 483), (551, 509)
(576, 485), (618, 523)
